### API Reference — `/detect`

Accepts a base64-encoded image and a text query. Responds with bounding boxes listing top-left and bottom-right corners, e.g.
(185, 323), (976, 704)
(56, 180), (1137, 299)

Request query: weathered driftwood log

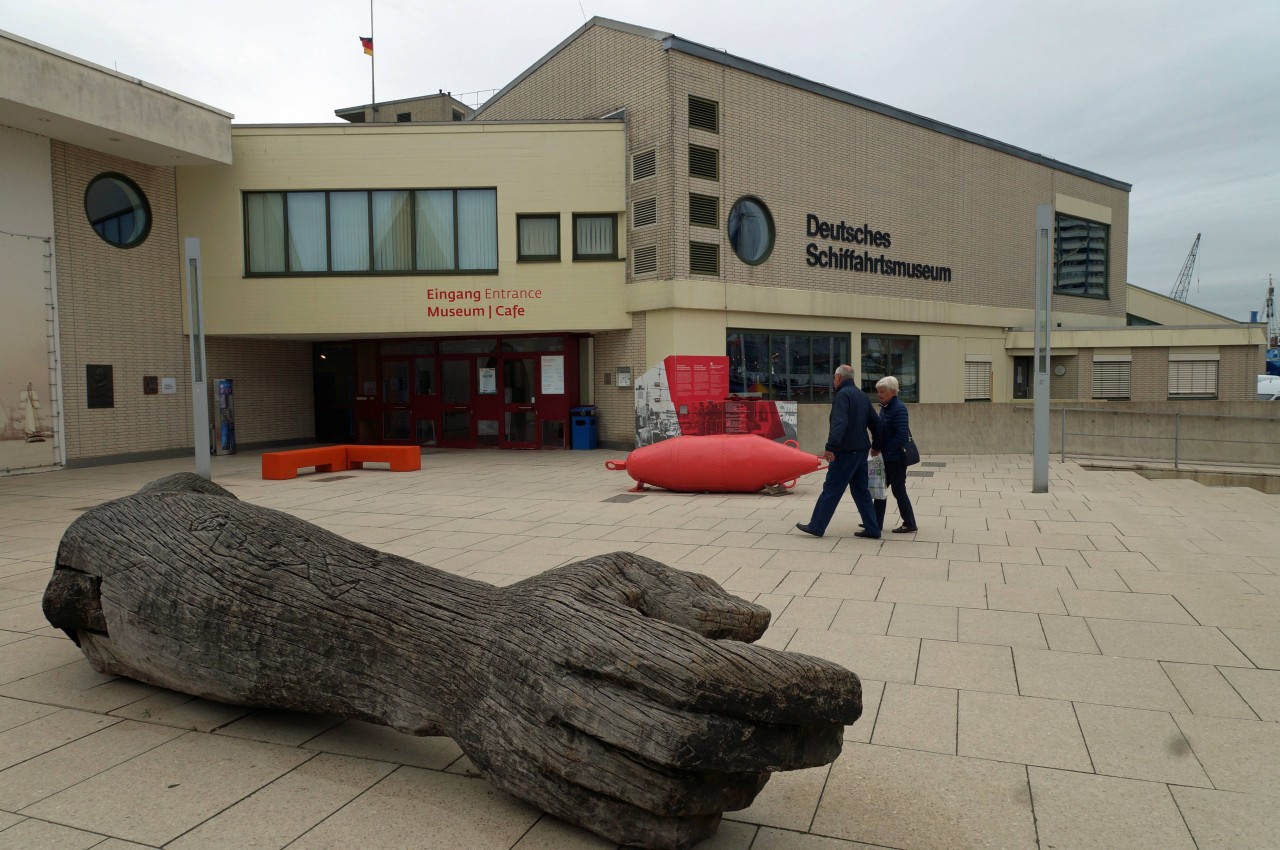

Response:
(44, 473), (861, 849)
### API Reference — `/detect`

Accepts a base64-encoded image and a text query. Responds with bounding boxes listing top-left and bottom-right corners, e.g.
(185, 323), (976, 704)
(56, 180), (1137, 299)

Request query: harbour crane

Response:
(1169, 233), (1200, 302)
(1267, 275), (1278, 347)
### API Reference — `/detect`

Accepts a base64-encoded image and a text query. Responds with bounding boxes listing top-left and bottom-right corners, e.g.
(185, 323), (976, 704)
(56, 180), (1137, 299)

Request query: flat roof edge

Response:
(0, 28), (233, 119)
(664, 36), (1132, 193)
(230, 118), (624, 130)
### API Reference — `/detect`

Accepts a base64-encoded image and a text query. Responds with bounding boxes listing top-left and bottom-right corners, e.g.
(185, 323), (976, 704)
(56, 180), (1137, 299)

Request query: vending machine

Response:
(214, 378), (236, 455)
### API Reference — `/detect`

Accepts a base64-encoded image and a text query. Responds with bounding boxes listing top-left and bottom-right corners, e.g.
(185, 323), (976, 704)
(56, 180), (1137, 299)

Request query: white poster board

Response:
(541, 355), (565, 395)
(478, 367), (497, 395)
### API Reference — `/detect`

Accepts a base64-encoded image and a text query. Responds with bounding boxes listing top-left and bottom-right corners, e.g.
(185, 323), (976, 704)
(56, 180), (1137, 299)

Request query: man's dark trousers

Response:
(806, 450), (880, 537)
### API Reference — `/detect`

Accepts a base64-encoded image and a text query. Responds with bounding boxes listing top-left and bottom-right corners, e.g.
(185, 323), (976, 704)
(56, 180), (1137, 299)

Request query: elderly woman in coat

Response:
(875, 376), (918, 533)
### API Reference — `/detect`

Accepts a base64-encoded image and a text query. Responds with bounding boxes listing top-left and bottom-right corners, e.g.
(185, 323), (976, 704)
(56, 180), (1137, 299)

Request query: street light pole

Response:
(1033, 205), (1053, 493)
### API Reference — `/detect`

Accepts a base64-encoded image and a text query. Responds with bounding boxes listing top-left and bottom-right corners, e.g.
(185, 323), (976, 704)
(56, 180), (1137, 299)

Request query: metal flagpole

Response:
(369, 0), (376, 117)
(1032, 205), (1053, 493)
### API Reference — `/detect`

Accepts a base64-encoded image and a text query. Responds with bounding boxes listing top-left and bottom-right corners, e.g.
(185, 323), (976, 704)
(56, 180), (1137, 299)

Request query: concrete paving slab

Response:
(726, 764), (829, 831)
(1013, 647), (1189, 712)
(1161, 662), (1260, 720)
(985, 584), (1065, 614)
(886, 604), (956, 641)
(166, 752), (395, 850)
(871, 683), (956, 755)
(20, 731), (312, 846)
(1060, 588), (1197, 624)
(1170, 786), (1280, 850)
(0, 818), (106, 850)
(0, 720), (183, 812)
(786, 631), (919, 684)
(1086, 619), (1254, 665)
(301, 720), (464, 770)
(1074, 702), (1211, 786)
(957, 608), (1046, 649)
(916, 640), (1017, 694)
(958, 691), (1091, 770)
(1174, 713), (1280, 793)
(1028, 768), (1195, 850)
(1217, 667), (1280, 721)
(285, 767), (540, 850)
(811, 744), (1036, 850)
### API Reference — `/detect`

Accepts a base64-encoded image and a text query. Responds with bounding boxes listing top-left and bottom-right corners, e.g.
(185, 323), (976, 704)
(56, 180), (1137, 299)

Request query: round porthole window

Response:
(727, 196), (775, 265)
(84, 173), (151, 248)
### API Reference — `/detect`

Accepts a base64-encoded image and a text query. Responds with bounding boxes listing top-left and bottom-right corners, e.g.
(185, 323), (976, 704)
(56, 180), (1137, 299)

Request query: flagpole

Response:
(369, 0), (376, 117)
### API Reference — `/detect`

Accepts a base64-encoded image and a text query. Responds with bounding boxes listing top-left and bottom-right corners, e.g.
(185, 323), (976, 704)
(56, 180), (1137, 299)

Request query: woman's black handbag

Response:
(903, 429), (921, 466)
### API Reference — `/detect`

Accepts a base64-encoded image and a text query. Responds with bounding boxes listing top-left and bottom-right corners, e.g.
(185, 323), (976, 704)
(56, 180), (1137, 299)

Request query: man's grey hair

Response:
(835, 364), (855, 381)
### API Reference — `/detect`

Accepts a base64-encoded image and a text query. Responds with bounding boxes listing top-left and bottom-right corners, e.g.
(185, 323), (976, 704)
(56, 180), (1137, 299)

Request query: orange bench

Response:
(261, 445), (421, 480)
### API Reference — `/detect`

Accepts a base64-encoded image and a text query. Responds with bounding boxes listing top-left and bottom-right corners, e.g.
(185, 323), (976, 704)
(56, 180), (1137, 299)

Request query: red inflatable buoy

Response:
(605, 434), (824, 493)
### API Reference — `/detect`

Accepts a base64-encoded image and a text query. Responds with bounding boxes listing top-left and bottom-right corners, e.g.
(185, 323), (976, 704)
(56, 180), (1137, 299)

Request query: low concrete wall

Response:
(797, 400), (1280, 465)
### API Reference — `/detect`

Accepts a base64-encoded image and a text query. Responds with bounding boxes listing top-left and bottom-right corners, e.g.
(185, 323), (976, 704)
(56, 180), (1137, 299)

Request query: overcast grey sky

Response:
(4, 0), (1276, 323)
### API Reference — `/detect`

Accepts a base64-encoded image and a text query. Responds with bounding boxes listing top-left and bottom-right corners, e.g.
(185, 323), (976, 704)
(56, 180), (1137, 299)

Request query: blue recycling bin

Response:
(570, 406), (598, 450)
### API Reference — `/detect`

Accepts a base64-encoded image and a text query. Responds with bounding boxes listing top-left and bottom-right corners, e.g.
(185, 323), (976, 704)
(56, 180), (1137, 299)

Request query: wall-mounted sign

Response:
(804, 214), (952, 282)
(427, 287), (544, 319)
(616, 366), (632, 387)
(541, 355), (564, 395)
(160, 377), (177, 394)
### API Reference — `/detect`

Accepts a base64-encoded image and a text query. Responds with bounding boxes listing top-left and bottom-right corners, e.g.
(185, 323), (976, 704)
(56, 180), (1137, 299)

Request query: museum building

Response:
(0, 19), (1265, 471)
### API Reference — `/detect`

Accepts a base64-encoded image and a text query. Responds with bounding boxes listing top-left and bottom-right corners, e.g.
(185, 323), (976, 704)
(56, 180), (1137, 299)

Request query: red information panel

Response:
(662, 355), (784, 439)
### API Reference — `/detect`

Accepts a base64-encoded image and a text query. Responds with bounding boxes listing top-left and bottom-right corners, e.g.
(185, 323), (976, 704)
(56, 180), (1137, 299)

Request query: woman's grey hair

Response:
(876, 376), (900, 393)
(835, 364), (855, 381)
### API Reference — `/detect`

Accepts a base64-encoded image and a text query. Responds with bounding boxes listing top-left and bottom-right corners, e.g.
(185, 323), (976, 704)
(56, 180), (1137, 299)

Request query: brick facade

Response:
(591, 314), (646, 447)
(1130, 348), (1169, 402)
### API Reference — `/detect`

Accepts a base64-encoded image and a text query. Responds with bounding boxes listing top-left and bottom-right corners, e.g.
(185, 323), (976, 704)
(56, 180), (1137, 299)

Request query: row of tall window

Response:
(245, 190), (621, 275)
(726, 331), (920, 403)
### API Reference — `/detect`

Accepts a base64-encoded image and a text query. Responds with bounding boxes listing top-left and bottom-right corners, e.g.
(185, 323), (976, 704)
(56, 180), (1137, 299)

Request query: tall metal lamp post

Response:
(184, 237), (211, 480)
(1032, 206), (1053, 493)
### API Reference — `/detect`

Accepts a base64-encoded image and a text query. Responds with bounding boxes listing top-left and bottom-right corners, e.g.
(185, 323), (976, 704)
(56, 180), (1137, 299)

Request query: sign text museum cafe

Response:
(177, 118), (628, 449)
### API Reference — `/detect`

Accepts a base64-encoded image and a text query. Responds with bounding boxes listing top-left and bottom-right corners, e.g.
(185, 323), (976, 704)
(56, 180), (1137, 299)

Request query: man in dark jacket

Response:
(796, 365), (882, 539)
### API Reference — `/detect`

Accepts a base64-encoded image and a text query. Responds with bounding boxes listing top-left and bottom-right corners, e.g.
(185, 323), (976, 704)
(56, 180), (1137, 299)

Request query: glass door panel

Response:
(440, 358), (474, 447)
(501, 357), (537, 448)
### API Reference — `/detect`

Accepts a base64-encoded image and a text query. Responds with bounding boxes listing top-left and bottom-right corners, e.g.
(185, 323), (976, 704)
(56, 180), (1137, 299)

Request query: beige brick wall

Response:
(206, 339), (314, 447)
(1130, 348), (1169, 401)
(1220, 345), (1264, 401)
(483, 25), (1129, 321)
(592, 313), (646, 446)
(51, 141), (193, 461)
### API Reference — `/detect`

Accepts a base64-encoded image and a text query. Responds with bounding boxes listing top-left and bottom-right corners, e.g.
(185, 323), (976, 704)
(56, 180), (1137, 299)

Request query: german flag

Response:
(360, 36), (373, 56)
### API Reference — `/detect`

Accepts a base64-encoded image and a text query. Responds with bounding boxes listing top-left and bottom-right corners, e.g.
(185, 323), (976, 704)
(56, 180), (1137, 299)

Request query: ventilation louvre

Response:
(633, 197), (657, 228)
(632, 245), (657, 276)
(632, 149), (656, 181)
(689, 145), (719, 181)
(689, 241), (720, 276)
(688, 96), (719, 133)
(689, 194), (719, 228)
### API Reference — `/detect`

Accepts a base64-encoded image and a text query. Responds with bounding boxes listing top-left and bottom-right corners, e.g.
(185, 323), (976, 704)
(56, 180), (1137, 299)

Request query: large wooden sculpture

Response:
(43, 474), (862, 849)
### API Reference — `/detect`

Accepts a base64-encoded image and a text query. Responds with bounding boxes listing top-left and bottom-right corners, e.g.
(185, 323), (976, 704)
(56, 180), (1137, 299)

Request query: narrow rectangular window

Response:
(573, 214), (617, 260)
(689, 241), (719, 276)
(517, 214), (560, 261)
(861, 334), (920, 403)
(286, 192), (327, 272)
(688, 95), (719, 133)
(457, 189), (498, 270)
(1055, 214), (1109, 298)
(964, 362), (992, 401)
(689, 194), (719, 228)
(689, 145), (719, 181)
(372, 190), (413, 271)
(1168, 360), (1217, 399)
(1092, 362), (1131, 399)
(415, 190), (455, 271)
(329, 191), (371, 271)
(245, 192), (286, 273)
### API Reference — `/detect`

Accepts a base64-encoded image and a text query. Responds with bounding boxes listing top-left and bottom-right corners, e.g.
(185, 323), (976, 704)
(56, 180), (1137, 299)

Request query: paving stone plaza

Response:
(0, 450), (1277, 849)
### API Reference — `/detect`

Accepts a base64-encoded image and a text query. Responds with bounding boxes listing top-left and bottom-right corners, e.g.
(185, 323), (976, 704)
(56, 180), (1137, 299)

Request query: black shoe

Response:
(853, 530), (880, 539)
(795, 523), (822, 538)
(891, 525), (918, 534)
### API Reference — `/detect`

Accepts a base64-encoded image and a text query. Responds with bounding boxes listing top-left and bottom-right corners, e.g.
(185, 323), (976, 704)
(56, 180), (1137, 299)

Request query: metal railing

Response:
(1058, 407), (1280, 469)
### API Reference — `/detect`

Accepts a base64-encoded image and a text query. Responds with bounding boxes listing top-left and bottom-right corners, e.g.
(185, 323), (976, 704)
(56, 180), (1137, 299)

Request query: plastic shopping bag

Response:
(867, 453), (887, 500)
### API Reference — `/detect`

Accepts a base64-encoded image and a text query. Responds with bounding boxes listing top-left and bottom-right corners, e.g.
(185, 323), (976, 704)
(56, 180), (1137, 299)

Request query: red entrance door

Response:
(502, 356), (538, 449)
(439, 357), (475, 448)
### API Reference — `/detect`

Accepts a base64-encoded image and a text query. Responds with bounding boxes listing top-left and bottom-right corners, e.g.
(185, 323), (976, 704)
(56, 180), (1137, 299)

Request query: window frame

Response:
(84, 172), (152, 249)
(1054, 213), (1110, 299)
(572, 213), (618, 261)
(242, 187), (498, 277)
(727, 329), (852, 402)
(727, 195), (776, 266)
(860, 333), (921, 403)
(1168, 360), (1219, 400)
(516, 214), (561, 262)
